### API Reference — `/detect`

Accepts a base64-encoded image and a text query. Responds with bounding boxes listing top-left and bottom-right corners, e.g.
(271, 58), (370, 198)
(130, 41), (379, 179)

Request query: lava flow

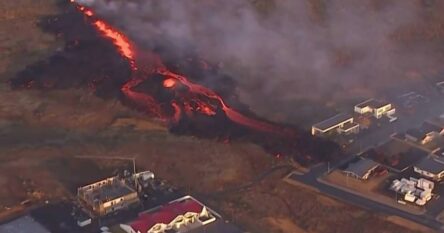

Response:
(11, 0), (343, 165)
(72, 1), (288, 136)
(76, 4), (136, 70)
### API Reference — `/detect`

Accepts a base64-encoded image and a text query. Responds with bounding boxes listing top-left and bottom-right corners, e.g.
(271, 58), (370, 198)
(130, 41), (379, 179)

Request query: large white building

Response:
(77, 176), (140, 216)
(354, 99), (396, 120)
(311, 113), (359, 136)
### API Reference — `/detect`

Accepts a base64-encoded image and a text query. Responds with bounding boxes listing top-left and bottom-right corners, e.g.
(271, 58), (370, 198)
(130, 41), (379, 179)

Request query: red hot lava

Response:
(163, 78), (176, 88)
(72, 0), (290, 136)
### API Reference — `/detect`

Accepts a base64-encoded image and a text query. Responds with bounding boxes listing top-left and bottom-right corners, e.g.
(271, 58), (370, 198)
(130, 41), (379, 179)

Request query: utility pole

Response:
(327, 162), (330, 174)
(132, 157), (136, 174)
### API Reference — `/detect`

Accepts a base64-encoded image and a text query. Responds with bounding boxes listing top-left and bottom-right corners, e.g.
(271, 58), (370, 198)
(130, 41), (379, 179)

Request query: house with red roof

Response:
(119, 196), (216, 233)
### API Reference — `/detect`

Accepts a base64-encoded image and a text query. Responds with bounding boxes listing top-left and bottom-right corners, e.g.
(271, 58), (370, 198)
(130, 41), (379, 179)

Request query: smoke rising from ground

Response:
(78, 0), (444, 125)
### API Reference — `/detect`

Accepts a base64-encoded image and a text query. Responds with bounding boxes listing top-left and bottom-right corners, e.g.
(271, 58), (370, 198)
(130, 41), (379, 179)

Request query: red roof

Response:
(130, 198), (204, 233)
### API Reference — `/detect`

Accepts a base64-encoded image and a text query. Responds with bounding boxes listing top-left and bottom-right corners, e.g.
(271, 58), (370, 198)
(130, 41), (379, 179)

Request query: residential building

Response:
(405, 128), (436, 145)
(414, 156), (444, 181)
(343, 157), (379, 180)
(77, 176), (140, 216)
(364, 140), (427, 173)
(0, 215), (50, 233)
(119, 196), (217, 233)
(354, 98), (396, 120)
(311, 113), (359, 136)
(427, 116), (444, 135)
(421, 122), (444, 135)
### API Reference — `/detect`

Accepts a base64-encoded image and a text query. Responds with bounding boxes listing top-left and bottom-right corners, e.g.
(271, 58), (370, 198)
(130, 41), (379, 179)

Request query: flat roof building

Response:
(78, 176), (140, 216)
(414, 156), (444, 181)
(364, 140), (427, 173)
(311, 113), (359, 136)
(405, 123), (442, 146)
(427, 116), (444, 135)
(354, 98), (396, 120)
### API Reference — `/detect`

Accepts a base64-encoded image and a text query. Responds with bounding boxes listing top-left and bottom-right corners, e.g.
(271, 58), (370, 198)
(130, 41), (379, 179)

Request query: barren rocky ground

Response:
(0, 0), (438, 232)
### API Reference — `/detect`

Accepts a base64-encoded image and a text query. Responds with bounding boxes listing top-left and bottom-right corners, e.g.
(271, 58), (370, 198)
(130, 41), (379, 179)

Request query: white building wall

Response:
(414, 167), (437, 180)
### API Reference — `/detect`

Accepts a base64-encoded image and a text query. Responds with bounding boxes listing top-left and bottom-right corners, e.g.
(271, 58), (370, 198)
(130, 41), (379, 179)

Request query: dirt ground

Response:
(0, 0), (437, 233)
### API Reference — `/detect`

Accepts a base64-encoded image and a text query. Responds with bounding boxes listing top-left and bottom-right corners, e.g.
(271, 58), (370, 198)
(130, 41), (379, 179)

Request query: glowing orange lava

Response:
(91, 20), (136, 70)
(157, 68), (284, 134)
(163, 78), (176, 88)
(84, 10), (94, 17)
(74, 0), (288, 135)
(93, 21), (134, 60)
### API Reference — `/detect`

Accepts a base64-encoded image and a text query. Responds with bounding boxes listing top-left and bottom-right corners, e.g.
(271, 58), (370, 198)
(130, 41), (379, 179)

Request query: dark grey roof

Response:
(344, 158), (379, 178)
(421, 122), (443, 134)
(356, 99), (390, 109)
(406, 129), (426, 140)
(427, 117), (444, 129)
(98, 183), (135, 202)
(313, 113), (353, 131)
(415, 156), (444, 174)
(341, 122), (360, 131)
(0, 216), (50, 233)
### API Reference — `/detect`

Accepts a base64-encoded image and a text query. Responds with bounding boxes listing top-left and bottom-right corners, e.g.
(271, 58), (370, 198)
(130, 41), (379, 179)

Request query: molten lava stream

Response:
(171, 101), (182, 123)
(121, 78), (164, 118)
(156, 68), (285, 134)
(74, 2), (137, 70)
(74, 1), (289, 135)
(93, 20), (137, 70)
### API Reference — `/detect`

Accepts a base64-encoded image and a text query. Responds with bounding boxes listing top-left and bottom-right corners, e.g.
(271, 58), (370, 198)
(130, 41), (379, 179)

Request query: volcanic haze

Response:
(76, 0), (444, 125)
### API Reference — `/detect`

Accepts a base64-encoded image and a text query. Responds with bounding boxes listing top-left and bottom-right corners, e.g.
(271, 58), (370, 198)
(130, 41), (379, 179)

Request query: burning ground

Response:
(10, 0), (341, 166)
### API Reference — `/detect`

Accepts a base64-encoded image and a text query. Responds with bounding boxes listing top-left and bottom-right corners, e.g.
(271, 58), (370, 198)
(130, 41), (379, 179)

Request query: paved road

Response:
(284, 97), (444, 231)
(290, 164), (444, 231)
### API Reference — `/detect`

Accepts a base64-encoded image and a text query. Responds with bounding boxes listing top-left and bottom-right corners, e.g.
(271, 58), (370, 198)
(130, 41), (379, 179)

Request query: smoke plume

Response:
(77, 0), (444, 125)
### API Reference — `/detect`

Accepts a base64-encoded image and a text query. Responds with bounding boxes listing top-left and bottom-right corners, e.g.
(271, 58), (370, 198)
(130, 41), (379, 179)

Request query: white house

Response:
(354, 98), (396, 120)
(343, 158), (379, 180)
(414, 156), (444, 181)
(311, 113), (359, 136)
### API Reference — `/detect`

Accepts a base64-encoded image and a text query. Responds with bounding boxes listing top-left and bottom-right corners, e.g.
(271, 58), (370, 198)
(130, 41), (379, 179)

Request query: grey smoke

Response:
(78, 0), (443, 125)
